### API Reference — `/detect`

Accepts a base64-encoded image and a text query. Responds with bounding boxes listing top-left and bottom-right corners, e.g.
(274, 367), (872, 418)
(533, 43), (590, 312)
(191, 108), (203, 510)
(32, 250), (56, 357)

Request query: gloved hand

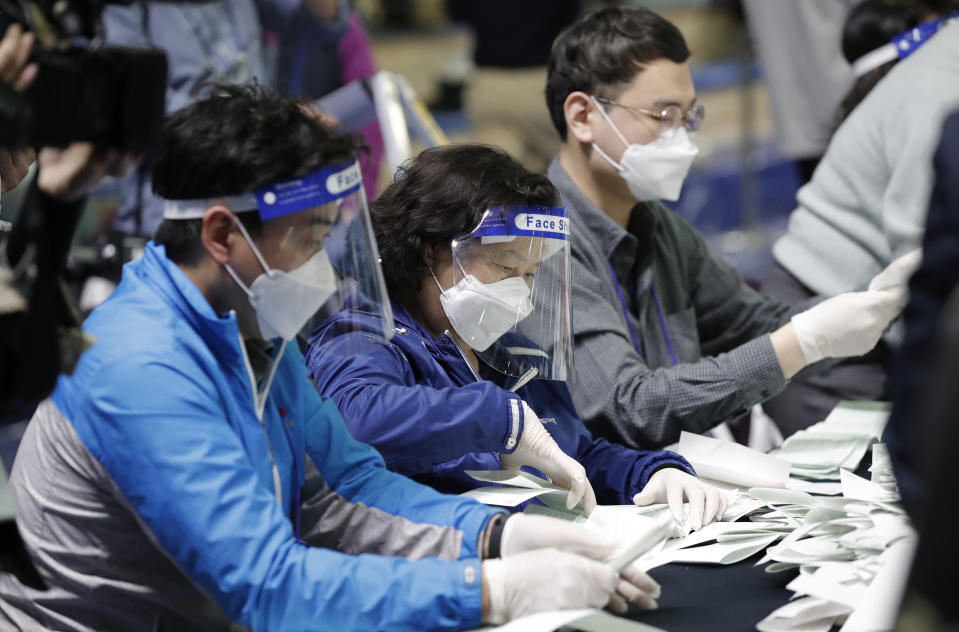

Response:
(500, 514), (618, 558)
(868, 249), (922, 293)
(790, 289), (905, 364)
(632, 468), (728, 530)
(499, 401), (598, 514)
(482, 549), (659, 624)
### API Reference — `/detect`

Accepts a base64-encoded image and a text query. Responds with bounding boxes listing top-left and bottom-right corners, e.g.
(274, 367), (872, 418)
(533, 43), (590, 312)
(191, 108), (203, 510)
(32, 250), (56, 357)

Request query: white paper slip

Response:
(463, 608), (666, 632)
(839, 536), (917, 632)
(839, 469), (899, 503)
(676, 431), (791, 489)
(756, 596), (851, 632)
(785, 477), (844, 495)
(820, 402), (890, 438)
(465, 469), (559, 490)
(461, 486), (563, 507)
(604, 511), (676, 571)
(661, 533), (780, 565)
(786, 562), (870, 608)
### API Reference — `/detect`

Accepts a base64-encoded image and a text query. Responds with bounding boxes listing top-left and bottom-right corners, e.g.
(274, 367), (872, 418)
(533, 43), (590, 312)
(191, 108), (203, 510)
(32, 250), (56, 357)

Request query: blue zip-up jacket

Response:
(0, 243), (495, 632)
(306, 300), (694, 505)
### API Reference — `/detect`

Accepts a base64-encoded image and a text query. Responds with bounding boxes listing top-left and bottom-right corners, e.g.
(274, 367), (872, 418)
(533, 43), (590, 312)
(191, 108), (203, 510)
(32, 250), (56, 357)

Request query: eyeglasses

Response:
(594, 96), (705, 138)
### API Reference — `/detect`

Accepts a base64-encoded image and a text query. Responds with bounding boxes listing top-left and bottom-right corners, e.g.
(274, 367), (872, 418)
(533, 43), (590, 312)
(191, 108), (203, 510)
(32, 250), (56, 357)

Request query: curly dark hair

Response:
(371, 144), (559, 297)
(545, 6), (690, 141)
(152, 82), (360, 264)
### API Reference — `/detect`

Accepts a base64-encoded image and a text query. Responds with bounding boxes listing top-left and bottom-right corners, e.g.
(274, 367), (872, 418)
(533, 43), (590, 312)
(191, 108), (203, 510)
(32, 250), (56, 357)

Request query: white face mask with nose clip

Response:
(590, 95), (699, 202)
(225, 219), (338, 341)
(432, 262), (534, 352)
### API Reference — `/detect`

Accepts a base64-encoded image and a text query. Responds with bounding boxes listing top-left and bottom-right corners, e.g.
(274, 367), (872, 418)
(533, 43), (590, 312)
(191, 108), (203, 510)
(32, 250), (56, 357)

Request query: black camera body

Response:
(0, 0), (172, 152)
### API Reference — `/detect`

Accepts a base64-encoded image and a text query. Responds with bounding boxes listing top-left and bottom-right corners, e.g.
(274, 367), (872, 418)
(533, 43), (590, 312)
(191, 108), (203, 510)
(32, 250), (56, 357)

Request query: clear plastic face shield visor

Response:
(163, 159), (394, 346)
(443, 205), (572, 382)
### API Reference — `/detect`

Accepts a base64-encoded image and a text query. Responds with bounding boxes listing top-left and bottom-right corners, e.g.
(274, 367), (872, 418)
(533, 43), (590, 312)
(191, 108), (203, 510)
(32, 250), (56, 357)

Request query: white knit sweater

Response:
(774, 20), (959, 296)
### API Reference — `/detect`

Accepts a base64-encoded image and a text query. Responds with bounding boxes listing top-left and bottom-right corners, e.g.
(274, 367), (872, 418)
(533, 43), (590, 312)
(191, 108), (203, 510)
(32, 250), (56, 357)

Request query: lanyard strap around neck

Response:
(607, 263), (678, 366)
(608, 262), (644, 360)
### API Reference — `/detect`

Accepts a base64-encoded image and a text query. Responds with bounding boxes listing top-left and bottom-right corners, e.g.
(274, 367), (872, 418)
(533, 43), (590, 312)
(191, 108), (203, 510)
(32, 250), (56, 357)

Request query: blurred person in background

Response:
(542, 6), (913, 450)
(446, 0), (580, 173)
(761, 6), (959, 435)
(271, 0), (384, 199)
(742, 0), (858, 184)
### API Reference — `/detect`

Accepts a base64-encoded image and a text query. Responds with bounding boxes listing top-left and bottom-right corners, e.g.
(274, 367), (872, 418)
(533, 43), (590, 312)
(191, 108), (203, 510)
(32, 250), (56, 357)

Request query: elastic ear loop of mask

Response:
(430, 259), (470, 293)
(590, 95), (630, 172)
(224, 215), (275, 299)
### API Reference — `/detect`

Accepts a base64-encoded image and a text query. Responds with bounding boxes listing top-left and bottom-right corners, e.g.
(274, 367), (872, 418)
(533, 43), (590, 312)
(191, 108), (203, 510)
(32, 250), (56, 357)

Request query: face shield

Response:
(438, 205), (571, 382)
(163, 159), (393, 345)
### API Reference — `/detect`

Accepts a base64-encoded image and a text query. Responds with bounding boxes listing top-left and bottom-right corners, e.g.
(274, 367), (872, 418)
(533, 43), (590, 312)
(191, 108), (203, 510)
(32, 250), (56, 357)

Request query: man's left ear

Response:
(564, 91), (598, 145)
(201, 206), (238, 265)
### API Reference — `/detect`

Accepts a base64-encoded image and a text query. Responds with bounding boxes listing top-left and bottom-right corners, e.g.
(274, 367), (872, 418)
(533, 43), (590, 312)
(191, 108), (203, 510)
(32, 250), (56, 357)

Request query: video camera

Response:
(0, 0), (194, 152)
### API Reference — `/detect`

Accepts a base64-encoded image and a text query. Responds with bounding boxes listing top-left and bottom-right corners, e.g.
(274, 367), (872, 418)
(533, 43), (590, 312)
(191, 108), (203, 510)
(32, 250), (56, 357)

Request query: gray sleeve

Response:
(298, 457), (465, 561)
(568, 251), (788, 450)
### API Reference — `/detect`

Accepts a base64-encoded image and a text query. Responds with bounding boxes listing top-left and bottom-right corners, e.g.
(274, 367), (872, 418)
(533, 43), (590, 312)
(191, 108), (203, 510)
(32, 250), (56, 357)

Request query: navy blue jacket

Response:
(306, 300), (693, 505)
(886, 109), (959, 517)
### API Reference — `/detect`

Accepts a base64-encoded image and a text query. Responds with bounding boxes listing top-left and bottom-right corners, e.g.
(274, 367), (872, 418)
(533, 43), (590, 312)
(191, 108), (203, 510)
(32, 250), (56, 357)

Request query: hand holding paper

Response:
(500, 401), (597, 514)
(632, 468), (728, 529)
(482, 549), (618, 625)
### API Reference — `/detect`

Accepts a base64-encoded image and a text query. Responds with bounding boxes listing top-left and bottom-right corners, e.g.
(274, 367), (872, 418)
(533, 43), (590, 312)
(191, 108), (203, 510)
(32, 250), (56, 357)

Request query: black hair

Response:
(545, 6), (691, 141)
(152, 82), (360, 265)
(370, 144), (559, 297)
(834, 0), (930, 127)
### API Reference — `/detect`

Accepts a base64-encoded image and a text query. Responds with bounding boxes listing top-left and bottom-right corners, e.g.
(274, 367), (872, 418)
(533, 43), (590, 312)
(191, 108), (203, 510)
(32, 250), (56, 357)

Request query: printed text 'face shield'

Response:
(443, 205), (572, 382)
(163, 159), (394, 346)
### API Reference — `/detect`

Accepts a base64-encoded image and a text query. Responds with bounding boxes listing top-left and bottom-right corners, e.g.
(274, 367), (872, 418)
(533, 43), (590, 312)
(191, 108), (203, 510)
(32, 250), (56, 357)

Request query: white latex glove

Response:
(869, 248), (922, 295)
(790, 289), (905, 364)
(482, 549), (659, 624)
(632, 468), (728, 530)
(499, 401), (598, 514)
(500, 514), (618, 558)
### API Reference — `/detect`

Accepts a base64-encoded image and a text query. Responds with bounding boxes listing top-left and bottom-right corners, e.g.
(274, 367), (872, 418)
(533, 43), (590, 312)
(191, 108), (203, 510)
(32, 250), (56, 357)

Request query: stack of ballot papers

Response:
(771, 402), (890, 482)
(752, 448), (915, 632)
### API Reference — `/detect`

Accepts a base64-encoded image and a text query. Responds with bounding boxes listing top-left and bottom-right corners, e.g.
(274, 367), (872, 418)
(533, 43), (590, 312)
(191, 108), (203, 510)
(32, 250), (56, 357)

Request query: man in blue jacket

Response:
(0, 86), (657, 631)
(307, 144), (727, 528)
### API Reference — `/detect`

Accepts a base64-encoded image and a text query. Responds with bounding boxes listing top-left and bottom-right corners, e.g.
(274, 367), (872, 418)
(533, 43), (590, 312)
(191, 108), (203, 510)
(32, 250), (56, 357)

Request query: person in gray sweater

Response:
(762, 15), (959, 434)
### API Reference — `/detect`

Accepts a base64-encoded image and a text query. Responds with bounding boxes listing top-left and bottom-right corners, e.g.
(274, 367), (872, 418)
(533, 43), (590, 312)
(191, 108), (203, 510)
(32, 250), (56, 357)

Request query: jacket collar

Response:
(135, 241), (245, 360)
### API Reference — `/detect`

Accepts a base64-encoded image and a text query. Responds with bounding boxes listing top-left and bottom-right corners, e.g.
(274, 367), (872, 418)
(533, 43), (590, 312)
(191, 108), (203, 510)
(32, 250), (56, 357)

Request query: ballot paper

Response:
(773, 402), (890, 481)
(839, 537), (917, 632)
(675, 432), (791, 489)
(463, 608), (665, 632)
(756, 597), (853, 632)
(750, 437), (916, 632)
(461, 470), (568, 507)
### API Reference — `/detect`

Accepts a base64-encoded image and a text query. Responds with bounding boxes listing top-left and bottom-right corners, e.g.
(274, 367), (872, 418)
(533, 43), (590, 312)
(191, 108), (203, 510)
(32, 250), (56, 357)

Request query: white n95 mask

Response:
(225, 221), (338, 341)
(590, 95), (699, 202)
(433, 268), (534, 352)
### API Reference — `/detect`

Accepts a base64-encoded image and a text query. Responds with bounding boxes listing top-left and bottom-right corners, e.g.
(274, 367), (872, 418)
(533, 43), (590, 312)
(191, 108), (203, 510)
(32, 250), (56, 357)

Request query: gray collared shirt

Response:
(550, 157), (803, 448)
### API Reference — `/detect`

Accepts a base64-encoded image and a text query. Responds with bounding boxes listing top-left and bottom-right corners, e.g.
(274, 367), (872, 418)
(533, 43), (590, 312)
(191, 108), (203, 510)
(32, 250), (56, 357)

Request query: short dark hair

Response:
(371, 144), (559, 297)
(546, 6), (691, 140)
(834, 0), (928, 128)
(152, 82), (360, 264)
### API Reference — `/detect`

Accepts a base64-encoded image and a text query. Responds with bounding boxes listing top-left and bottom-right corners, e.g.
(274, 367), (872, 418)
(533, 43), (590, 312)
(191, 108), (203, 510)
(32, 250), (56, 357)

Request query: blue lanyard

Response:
(607, 263), (678, 366)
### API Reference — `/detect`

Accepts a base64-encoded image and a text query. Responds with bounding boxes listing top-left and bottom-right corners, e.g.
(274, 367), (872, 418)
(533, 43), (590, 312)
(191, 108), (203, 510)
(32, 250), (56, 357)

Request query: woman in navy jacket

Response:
(307, 144), (725, 525)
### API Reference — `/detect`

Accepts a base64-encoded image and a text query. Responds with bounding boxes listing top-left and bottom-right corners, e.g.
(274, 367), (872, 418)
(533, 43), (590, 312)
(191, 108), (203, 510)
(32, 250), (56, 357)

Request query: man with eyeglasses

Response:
(543, 6), (912, 450)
